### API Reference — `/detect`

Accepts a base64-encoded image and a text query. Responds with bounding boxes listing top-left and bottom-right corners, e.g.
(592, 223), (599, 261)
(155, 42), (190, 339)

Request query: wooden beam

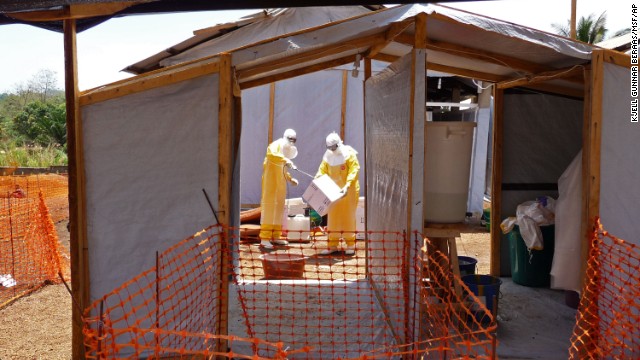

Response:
(426, 62), (506, 83)
(497, 64), (587, 90)
(490, 87), (504, 277)
(217, 52), (233, 354)
(366, 18), (414, 58)
(587, 50), (604, 246)
(80, 61), (220, 105)
(64, 17), (85, 360)
(580, 66), (592, 285)
(570, 0), (577, 39)
(395, 33), (554, 75)
(268, 83), (275, 144)
(520, 82), (584, 99)
(237, 33), (385, 81)
(7, 2), (137, 22)
(340, 70), (348, 139)
(601, 49), (632, 68)
(240, 54), (356, 90)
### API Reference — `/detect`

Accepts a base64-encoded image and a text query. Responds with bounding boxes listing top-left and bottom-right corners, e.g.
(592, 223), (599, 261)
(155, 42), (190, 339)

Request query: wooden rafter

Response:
(366, 18), (414, 58)
(237, 33), (385, 82)
(497, 64), (588, 90)
(395, 33), (556, 76)
(6, 2), (138, 22)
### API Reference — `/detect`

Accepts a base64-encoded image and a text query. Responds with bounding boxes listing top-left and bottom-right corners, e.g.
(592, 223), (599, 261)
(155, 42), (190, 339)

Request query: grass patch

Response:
(0, 143), (67, 167)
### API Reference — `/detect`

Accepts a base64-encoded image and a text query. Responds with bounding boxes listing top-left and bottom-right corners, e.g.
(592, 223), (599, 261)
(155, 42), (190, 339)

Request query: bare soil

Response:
(0, 218), (491, 359)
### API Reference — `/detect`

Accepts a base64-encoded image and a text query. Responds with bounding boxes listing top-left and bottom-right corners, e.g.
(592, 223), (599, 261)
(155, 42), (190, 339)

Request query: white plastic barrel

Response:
(425, 121), (476, 223)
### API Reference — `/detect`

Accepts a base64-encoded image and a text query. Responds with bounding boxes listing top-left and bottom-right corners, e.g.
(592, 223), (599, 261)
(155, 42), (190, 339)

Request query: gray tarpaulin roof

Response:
(0, 0), (483, 32)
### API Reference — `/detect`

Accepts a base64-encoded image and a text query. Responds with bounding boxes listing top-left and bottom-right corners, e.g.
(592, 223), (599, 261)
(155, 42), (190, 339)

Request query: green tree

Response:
(552, 11), (608, 44)
(12, 101), (66, 147)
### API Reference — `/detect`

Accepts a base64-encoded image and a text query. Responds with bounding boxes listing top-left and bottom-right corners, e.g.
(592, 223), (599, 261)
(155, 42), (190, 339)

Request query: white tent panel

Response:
(82, 75), (221, 300)
(365, 52), (423, 337)
(599, 62), (639, 245)
(239, 85), (271, 206)
(240, 70), (366, 205)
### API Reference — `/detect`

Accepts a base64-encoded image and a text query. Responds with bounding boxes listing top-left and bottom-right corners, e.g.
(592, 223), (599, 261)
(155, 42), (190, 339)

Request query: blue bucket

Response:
(458, 256), (478, 276)
(462, 274), (502, 322)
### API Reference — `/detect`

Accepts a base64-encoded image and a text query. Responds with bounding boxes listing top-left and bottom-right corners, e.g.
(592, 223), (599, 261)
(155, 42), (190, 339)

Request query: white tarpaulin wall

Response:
(365, 51), (425, 339)
(500, 91), (583, 275)
(599, 62), (639, 245)
(240, 69), (366, 205)
(82, 75), (222, 302)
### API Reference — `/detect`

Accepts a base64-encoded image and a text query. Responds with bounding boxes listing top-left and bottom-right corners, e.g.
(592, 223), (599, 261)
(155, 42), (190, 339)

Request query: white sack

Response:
(550, 150), (582, 292)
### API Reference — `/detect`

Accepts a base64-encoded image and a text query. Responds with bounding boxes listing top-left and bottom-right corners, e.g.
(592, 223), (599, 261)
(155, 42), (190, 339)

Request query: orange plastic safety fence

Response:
(0, 173), (69, 223)
(83, 225), (496, 359)
(569, 219), (640, 359)
(0, 192), (69, 308)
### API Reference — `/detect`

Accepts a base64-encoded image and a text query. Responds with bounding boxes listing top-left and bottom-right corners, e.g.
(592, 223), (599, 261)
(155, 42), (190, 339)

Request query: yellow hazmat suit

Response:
(259, 134), (297, 243)
(315, 141), (360, 250)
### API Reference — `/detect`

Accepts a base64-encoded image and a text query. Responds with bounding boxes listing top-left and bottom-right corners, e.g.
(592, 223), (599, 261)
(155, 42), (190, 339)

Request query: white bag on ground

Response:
(501, 196), (555, 250)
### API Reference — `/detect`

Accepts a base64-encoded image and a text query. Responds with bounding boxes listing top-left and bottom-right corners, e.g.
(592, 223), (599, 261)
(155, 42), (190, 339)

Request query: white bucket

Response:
(425, 121), (476, 223)
(286, 214), (310, 240)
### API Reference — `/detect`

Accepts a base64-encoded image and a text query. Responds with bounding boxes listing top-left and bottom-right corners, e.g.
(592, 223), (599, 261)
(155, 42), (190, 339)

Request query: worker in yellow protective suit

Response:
(260, 129), (299, 249)
(316, 132), (360, 256)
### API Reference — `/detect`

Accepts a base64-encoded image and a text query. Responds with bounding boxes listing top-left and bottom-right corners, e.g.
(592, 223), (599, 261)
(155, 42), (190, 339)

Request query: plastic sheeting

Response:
(551, 150), (582, 292)
(160, 7), (374, 68)
(82, 75), (221, 301)
(365, 51), (425, 338)
(599, 62), (640, 245)
(240, 69), (366, 205)
(499, 91), (583, 275)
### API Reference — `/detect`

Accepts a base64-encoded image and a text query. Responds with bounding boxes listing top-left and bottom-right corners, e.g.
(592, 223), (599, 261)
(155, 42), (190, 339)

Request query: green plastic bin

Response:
(508, 224), (555, 287)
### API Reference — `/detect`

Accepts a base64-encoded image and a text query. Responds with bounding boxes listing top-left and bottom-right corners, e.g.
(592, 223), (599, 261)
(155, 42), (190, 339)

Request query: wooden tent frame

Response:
(63, 8), (631, 358)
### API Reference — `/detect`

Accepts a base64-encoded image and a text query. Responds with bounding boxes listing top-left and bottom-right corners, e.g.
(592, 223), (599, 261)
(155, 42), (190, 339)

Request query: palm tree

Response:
(552, 11), (608, 44)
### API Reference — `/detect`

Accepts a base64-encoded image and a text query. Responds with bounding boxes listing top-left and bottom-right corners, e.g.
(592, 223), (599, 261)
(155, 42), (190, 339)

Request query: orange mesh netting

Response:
(83, 226), (497, 359)
(0, 173), (69, 223)
(569, 219), (640, 359)
(0, 191), (69, 308)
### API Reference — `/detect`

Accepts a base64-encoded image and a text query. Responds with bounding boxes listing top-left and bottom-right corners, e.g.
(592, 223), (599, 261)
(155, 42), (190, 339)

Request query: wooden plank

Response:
(497, 64), (587, 90)
(217, 53), (233, 353)
(268, 83), (275, 144)
(395, 33), (555, 75)
(80, 61), (220, 105)
(237, 33), (385, 81)
(490, 88), (504, 277)
(63, 18), (86, 360)
(580, 67), (592, 282)
(7, 2), (136, 21)
(424, 222), (487, 238)
(366, 18), (414, 58)
(601, 49), (631, 68)
(426, 62), (506, 83)
(240, 54), (356, 90)
(340, 70), (348, 139)
(587, 50), (603, 236)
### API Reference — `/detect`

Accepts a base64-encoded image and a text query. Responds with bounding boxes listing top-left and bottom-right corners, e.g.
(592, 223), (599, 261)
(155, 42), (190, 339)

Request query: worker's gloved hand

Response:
(285, 159), (297, 170)
(290, 178), (299, 186)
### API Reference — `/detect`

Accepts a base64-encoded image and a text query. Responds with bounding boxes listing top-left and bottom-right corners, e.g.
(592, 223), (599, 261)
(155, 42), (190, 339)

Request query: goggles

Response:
(286, 136), (297, 144)
(326, 144), (338, 151)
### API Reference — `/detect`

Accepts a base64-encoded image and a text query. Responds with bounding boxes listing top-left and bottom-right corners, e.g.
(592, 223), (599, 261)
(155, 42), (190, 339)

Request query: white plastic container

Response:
(425, 121), (476, 223)
(286, 214), (311, 240)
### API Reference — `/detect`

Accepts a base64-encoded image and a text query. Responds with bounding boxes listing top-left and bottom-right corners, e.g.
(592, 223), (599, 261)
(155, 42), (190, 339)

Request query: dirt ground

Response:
(0, 217), (578, 359)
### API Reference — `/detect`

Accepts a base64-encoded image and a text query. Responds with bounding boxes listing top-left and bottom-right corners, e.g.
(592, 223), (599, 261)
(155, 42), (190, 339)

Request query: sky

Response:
(0, 0), (633, 93)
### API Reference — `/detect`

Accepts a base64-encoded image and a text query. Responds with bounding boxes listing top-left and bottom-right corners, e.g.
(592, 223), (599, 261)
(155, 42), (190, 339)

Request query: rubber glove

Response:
(290, 178), (299, 186)
(285, 159), (297, 170)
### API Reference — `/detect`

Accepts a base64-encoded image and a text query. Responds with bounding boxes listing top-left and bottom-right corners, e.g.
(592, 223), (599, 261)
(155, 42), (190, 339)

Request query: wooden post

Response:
(570, 0), (577, 40)
(341, 70), (348, 139)
(217, 53), (233, 353)
(64, 17), (87, 360)
(490, 88), (504, 276)
(268, 82), (275, 143)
